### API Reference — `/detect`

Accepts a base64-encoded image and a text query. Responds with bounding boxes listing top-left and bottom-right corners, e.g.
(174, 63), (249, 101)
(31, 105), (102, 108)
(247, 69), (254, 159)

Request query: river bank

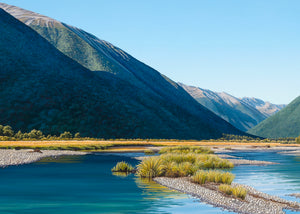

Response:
(0, 149), (88, 167)
(154, 177), (300, 214)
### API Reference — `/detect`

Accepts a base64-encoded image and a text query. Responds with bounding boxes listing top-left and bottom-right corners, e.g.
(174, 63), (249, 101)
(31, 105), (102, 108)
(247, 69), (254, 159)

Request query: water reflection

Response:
(112, 171), (131, 177)
(134, 177), (186, 200)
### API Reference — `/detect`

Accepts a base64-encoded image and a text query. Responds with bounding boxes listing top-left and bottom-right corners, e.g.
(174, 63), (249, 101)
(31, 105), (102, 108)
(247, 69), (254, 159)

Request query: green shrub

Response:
(137, 157), (164, 178)
(111, 161), (134, 172)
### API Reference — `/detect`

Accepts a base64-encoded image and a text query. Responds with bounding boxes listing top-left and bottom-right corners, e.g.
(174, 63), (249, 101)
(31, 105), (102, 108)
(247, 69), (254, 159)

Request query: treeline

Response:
(0, 124), (299, 143)
(296, 136), (300, 144)
(216, 134), (297, 143)
(219, 134), (262, 141)
(0, 125), (87, 141)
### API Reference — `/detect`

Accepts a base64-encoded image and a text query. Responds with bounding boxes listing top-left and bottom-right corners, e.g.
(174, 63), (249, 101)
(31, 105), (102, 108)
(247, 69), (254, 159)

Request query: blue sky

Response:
(2, 0), (299, 104)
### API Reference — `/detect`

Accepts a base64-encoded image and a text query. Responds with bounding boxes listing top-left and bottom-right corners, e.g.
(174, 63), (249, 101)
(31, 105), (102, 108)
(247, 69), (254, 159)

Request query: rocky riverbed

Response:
(154, 177), (300, 214)
(0, 149), (88, 167)
(289, 193), (300, 199)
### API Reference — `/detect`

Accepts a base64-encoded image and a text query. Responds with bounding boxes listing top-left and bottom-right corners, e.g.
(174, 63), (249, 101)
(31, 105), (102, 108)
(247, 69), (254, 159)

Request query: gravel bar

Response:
(0, 149), (89, 167)
(289, 193), (300, 199)
(228, 159), (278, 166)
(154, 177), (300, 214)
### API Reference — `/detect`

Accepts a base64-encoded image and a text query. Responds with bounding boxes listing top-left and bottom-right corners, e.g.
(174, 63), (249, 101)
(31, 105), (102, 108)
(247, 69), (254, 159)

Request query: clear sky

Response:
(2, 0), (299, 104)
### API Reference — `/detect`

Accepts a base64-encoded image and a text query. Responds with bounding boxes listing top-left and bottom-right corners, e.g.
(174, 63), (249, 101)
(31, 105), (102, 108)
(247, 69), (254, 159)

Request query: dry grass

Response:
(111, 161), (134, 172)
(219, 184), (248, 200)
(0, 140), (298, 151)
(192, 170), (235, 185)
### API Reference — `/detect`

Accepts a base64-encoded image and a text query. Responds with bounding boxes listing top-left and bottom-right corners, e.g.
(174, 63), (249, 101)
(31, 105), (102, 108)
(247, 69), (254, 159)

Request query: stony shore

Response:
(0, 149), (88, 167)
(154, 177), (300, 214)
(289, 193), (300, 199)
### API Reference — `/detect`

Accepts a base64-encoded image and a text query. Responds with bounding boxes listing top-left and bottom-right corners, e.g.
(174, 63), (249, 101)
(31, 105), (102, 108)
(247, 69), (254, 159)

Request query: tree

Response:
(15, 131), (23, 139)
(3, 125), (14, 137)
(74, 132), (80, 138)
(0, 125), (3, 136)
(28, 129), (44, 139)
(60, 131), (72, 139)
(296, 136), (300, 144)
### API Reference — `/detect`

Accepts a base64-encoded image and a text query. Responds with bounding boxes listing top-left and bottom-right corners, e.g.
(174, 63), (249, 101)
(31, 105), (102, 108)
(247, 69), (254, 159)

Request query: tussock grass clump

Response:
(195, 155), (234, 169)
(160, 153), (197, 164)
(219, 184), (247, 200)
(144, 149), (155, 155)
(192, 170), (235, 185)
(232, 185), (248, 200)
(219, 184), (233, 195)
(164, 161), (195, 177)
(111, 161), (134, 172)
(136, 152), (234, 178)
(136, 146), (234, 179)
(137, 157), (164, 178)
(159, 146), (213, 154)
(191, 170), (208, 184)
(160, 153), (234, 169)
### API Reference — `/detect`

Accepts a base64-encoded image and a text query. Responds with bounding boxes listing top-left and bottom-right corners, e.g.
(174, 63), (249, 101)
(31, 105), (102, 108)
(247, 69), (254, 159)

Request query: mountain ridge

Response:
(179, 83), (285, 131)
(248, 96), (300, 138)
(0, 5), (245, 139)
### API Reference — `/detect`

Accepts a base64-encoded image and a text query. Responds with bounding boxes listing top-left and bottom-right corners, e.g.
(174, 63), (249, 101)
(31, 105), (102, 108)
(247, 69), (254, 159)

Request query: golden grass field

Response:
(0, 140), (299, 151)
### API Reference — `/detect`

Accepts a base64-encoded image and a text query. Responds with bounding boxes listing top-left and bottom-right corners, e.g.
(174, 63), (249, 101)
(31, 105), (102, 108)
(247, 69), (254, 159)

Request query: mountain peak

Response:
(179, 83), (286, 132)
(0, 4), (245, 139)
(0, 3), (62, 27)
(241, 97), (286, 117)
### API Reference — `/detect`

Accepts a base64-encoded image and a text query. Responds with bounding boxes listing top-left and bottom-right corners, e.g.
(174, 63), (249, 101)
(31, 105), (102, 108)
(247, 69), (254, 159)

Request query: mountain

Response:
(248, 96), (300, 138)
(0, 6), (245, 139)
(179, 83), (285, 132)
(241, 97), (286, 117)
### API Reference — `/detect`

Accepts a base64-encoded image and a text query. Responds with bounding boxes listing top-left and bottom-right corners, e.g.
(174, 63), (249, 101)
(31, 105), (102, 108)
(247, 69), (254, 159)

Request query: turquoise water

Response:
(0, 151), (298, 213)
(228, 151), (300, 203)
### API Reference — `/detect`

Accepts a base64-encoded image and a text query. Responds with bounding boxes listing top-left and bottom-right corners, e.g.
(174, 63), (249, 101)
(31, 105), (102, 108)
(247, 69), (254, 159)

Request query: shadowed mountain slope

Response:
(179, 83), (285, 132)
(0, 7), (245, 139)
(248, 96), (300, 138)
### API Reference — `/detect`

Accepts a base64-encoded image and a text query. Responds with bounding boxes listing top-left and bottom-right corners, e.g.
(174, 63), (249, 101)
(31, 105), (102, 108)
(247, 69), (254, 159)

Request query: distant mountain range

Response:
(0, 4), (245, 139)
(179, 83), (286, 132)
(241, 97), (286, 117)
(248, 96), (300, 138)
